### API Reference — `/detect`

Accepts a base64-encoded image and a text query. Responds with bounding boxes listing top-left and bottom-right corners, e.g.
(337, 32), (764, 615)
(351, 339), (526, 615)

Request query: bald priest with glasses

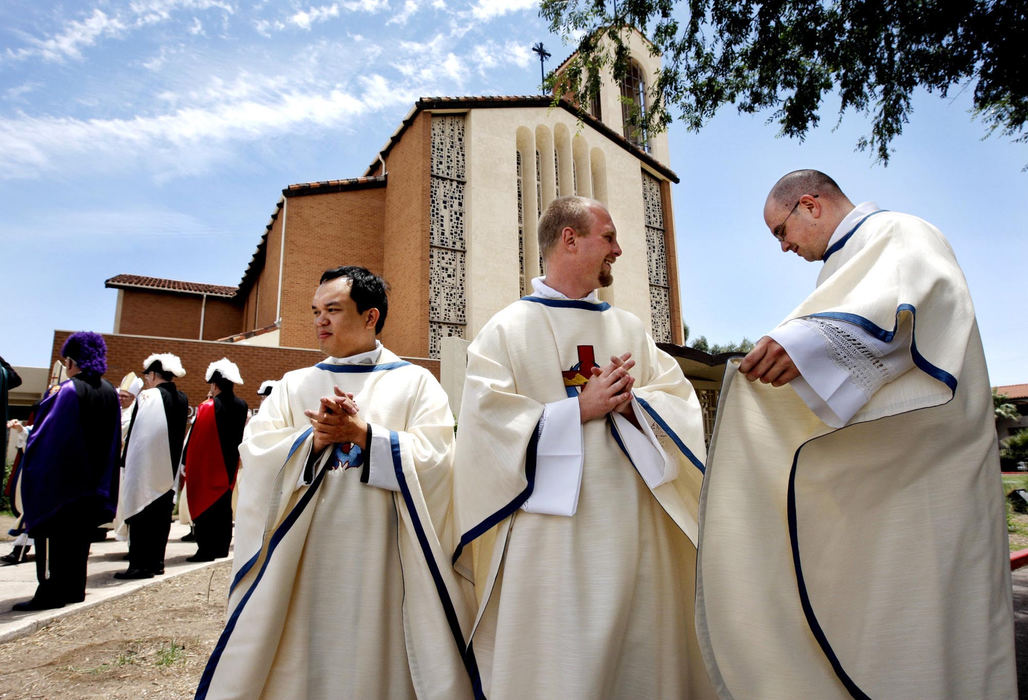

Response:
(695, 169), (1016, 699)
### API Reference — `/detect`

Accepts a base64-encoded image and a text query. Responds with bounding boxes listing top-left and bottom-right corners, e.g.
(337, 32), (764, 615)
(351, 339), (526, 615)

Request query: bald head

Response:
(767, 170), (846, 208)
(763, 170), (855, 262)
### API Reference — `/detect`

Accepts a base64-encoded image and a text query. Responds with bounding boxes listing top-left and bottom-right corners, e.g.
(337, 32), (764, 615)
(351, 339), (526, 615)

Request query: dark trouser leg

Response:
(194, 491), (232, 558)
(153, 491), (173, 571)
(127, 491), (173, 573)
(48, 531), (91, 603)
(31, 536), (63, 605)
(212, 491), (233, 557)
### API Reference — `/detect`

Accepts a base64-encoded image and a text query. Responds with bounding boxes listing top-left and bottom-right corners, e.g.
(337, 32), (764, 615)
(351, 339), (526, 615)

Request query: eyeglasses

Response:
(772, 194), (818, 241)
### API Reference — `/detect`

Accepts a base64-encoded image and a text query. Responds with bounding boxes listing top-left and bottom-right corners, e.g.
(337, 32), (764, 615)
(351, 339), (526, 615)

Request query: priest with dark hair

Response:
(116, 353), (189, 579)
(12, 332), (121, 611)
(182, 358), (248, 562)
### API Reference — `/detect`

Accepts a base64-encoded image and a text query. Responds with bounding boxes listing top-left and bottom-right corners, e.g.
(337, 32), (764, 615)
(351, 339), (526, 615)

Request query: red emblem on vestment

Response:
(562, 345), (598, 390)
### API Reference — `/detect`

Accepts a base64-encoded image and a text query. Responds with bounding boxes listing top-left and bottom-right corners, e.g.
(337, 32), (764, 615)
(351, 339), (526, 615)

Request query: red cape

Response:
(184, 399), (232, 518)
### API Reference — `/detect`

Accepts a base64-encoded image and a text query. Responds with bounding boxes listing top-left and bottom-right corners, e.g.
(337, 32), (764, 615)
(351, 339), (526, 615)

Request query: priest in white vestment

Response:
(696, 170), (1016, 699)
(454, 196), (717, 699)
(196, 266), (478, 700)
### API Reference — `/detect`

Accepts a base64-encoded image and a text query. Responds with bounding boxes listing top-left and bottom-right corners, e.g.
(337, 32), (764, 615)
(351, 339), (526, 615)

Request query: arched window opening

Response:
(619, 61), (648, 152)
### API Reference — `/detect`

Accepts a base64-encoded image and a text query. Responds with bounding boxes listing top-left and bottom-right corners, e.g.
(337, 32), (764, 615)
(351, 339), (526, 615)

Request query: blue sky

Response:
(1, 1), (1025, 385)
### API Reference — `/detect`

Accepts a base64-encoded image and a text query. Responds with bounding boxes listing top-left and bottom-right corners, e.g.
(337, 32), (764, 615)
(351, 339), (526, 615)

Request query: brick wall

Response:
(278, 186), (387, 350)
(117, 290), (204, 339)
(381, 111), (432, 357)
(49, 331), (440, 410)
(257, 213), (283, 330)
(202, 296), (245, 340)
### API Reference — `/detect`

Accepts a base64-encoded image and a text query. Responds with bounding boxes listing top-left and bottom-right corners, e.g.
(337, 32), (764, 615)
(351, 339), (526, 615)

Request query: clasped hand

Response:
(303, 387), (369, 454)
(578, 352), (637, 424)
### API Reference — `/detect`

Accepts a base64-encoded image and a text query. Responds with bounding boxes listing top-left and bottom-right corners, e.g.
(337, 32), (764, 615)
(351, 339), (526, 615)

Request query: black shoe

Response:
(180, 531), (196, 542)
(1, 546), (30, 565)
(113, 568), (154, 580)
(12, 598), (64, 612)
(187, 553), (216, 563)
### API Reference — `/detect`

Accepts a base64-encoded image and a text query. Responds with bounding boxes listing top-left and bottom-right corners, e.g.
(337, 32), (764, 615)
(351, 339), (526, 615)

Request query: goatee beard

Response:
(599, 270), (613, 287)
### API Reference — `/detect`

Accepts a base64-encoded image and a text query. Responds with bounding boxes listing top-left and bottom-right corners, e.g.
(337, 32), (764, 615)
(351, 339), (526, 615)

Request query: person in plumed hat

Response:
(115, 353), (189, 579)
(181, 358), (247, 562)
(12, 332), (121, 610)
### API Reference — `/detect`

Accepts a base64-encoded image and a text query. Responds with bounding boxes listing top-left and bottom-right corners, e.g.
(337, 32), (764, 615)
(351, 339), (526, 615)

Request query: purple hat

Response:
(61, 332), (107, 376)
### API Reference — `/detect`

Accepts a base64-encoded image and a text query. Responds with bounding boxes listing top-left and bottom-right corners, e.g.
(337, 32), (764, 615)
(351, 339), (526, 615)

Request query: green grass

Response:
(155, 641), (185, 668)
(1003, 474), (1028, 494)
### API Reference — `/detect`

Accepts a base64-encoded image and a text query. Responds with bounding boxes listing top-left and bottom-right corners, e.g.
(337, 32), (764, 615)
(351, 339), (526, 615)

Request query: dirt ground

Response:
(0, 561), (229, 699)
(0, 512), (1025, 698)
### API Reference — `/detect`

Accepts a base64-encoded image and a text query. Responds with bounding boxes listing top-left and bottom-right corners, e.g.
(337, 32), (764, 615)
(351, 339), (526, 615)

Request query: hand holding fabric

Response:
(738, 336), (800, 386)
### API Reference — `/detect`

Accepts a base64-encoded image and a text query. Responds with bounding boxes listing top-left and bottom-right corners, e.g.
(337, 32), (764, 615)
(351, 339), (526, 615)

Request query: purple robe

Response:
(21, 376), (121, 533)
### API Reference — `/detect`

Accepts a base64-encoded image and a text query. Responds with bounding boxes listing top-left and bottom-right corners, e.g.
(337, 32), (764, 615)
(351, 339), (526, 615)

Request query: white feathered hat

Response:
(257, 379), (277, 396)
(142, 353), (186, 378)
(206, 358), (244, 385)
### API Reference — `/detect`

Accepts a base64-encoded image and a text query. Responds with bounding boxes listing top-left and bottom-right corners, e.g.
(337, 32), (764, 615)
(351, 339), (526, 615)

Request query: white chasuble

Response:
(116, 387), (173, 537)
(196, 348), (478, 700)
(454, 297), (716, 699)
(696, 211), (1016, 699)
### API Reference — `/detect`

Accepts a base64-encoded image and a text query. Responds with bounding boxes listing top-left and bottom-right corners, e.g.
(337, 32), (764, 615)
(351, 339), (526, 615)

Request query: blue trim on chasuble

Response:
(520, 296), (611, 311)
(807, 304), (958, 393)
(635, 397), (705, 474)
(820, 210), (888, 262)
(786, 442), (871, 700)
(388, 433), (485, 699)
(452, 419), (542, 565)
(196, 432), (329, 699)
(315, 360), (411, 373)
(229, 427), (314, 593)
(783, 302), (959, 700)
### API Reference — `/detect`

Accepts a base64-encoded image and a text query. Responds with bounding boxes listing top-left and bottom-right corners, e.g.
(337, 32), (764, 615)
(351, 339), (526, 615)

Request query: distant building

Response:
(995, 384), (1028, 441)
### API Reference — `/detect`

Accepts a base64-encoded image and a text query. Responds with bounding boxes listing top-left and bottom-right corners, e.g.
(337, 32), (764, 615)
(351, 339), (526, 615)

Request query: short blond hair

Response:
(538, 196), (604, 262)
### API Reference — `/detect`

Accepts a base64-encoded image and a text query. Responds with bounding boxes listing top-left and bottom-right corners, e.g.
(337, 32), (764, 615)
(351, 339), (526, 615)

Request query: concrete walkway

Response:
(0, 521), (226, 643)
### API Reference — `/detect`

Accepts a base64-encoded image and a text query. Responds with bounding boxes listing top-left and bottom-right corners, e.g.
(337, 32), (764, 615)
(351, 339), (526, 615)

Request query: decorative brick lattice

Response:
(697, 388), (719, 445)
(649, 285), (671, 344)
(429, 115), (467, 357)
(429, 322), (465, 360)
(429, 178), (465, 250)
(431, 116), (466, 180)
(642, 172), (671, 342)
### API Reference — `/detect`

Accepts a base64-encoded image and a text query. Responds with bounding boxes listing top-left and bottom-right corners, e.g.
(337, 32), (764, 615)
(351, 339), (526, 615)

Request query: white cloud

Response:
(470, 40), (533, 75)
(1, 2), (237, 64)
(5, 9), (127, 63)
(4, 82), (41, 102)
(254, 18), (285, 36)
(470, 0), (538, 21)
(188, 18), (206, 35)
(290, 4), (341, 30)
(387, 0), (420, 26)
(0, 70), (418, 180)
(7, 207), (223, 241)
(129, 0), (236, 26)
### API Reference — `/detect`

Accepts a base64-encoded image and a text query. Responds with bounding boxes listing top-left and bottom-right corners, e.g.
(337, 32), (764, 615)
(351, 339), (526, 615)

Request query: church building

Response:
(51, 29), (722, 429)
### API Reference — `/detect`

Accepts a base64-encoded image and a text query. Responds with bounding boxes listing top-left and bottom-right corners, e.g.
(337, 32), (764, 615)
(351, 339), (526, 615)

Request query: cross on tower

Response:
(532, 42), (551, 93)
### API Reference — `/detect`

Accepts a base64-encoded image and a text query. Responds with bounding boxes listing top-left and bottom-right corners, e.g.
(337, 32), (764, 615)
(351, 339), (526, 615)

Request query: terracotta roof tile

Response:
(105, 274), (237, 297)
(996, 384), (1028, 400)
(284, 175), (387, 196)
